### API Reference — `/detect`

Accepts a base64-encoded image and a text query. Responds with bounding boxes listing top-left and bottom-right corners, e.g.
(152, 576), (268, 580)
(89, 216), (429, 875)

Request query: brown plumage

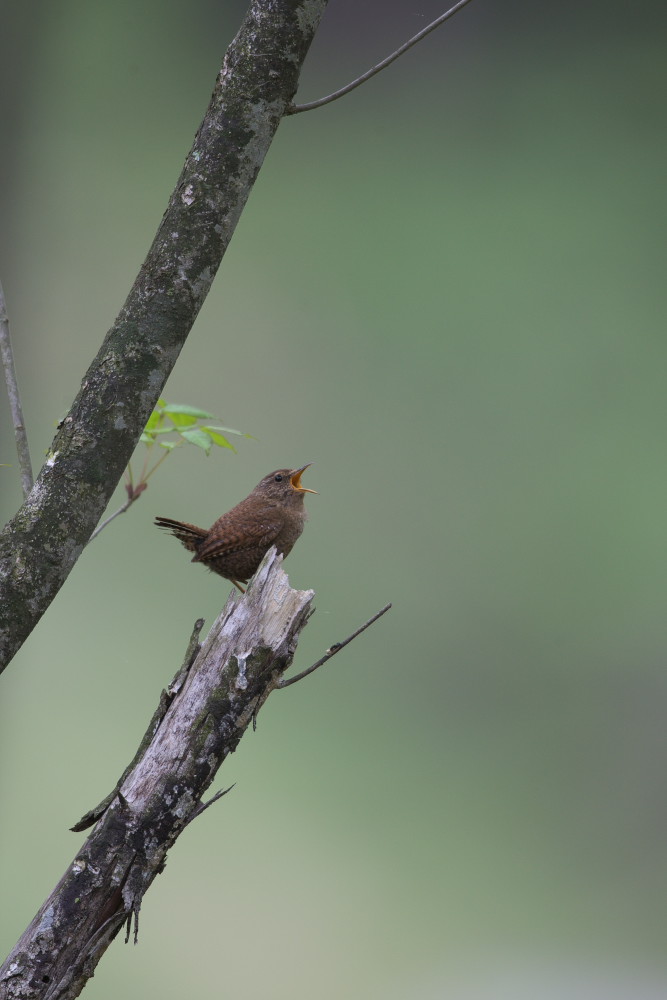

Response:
(154, 465), (316, 592)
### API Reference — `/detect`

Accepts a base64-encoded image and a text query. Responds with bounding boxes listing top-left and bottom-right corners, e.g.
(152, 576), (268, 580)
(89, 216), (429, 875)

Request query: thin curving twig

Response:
(286, 0), (475, 116)
(0, 278), (34, 496)
(88, 482), (148, 542)
(280, 603), (392, 688)
(88, 498), (134, 542)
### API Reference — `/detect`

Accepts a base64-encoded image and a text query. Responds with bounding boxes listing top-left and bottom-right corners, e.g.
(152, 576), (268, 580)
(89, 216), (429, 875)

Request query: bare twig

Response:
(286, 0), (474, 115)
(183, 784), (236, 828)
(89, 438), (177, 542)
(0, 278), (33, 496)
(88, 481), (147, 542)
(88, 499), (133, 542)
(280, 603), (392, 688)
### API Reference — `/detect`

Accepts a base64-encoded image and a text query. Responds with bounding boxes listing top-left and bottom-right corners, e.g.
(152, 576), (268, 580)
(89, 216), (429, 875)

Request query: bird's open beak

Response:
(290, 464), (318, 493)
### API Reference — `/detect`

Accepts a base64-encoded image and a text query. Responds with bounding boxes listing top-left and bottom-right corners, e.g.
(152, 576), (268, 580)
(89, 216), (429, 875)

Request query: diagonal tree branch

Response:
(0, 0), (328, 675)
(0, 278), (34, 497)
(0, 551), (390, 998)
(0, 551), (315, 1000)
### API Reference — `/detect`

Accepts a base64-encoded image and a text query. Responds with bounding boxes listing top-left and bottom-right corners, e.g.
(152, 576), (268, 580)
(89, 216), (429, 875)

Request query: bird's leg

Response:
(231, 580), (246, 594)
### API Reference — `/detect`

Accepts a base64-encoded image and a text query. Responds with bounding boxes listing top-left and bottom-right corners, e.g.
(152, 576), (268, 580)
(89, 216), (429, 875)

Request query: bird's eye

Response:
(274, 474), (283, 482)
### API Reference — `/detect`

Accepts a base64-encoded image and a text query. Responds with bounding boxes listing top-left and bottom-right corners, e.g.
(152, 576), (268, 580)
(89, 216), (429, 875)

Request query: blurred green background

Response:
(2, 1), (667, 996)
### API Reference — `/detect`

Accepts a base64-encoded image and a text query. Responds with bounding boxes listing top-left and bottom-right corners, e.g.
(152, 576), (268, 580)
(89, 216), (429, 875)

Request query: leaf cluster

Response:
(141, 399), (249, 456)
(88, 400), (251, 540)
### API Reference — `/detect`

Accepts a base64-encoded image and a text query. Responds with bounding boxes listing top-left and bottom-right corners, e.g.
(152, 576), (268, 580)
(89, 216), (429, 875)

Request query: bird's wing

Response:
(193, 519), (283, 563)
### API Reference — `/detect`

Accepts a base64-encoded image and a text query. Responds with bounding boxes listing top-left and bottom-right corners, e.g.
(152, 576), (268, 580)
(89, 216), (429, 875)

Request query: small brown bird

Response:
(155, 464), (316, 592)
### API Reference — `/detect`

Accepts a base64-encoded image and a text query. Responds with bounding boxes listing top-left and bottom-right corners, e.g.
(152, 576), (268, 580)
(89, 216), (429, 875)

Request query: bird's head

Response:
(254, 464), (318, 503)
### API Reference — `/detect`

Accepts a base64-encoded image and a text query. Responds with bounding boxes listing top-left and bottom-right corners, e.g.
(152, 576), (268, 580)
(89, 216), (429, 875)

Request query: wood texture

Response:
(0, 0), (328, 673)
(0, 550), (314, 1000)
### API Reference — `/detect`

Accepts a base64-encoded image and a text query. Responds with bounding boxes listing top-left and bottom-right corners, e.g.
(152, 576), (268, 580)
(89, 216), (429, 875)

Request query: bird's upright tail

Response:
(154, 516), (207, 555)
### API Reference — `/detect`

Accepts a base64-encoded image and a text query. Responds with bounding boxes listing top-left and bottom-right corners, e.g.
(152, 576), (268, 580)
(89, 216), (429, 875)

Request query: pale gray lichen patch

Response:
(235, 654), (249, 690)
(140, 369), (170, 414)
(173, 788), (197, 820)
(189, 266), (214, 306)
(36, 905), (56, 936)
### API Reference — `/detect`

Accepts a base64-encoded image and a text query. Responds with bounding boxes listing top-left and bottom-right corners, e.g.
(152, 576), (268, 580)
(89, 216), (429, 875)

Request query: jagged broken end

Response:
(249, 545), (314, 599)
(198, 546), (315, 667)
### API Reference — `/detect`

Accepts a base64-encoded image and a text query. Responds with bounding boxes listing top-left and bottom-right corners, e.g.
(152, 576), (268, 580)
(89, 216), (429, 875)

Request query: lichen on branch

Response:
(0, 0), (328, 674)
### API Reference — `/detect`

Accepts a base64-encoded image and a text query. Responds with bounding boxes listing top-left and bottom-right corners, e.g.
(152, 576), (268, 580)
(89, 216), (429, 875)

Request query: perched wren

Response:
(155, 464), (316, 591)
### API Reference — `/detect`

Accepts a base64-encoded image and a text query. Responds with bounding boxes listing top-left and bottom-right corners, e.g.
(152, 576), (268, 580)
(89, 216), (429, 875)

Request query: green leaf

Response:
(158, 440), (178, 450)
(140, 431), (156, 444)
(205, 429), (236, 452)
(166, 412), (198, 428)
(144, 409), (162, 433)
(202, 424), (245, 437)
(157, 397), (167, 408)
(180, 428), (213, 453)
(163, 403), (215, 419)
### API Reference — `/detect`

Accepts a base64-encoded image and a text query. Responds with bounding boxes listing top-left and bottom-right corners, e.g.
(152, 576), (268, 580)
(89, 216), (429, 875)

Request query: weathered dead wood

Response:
(0, 550), (313, 1000)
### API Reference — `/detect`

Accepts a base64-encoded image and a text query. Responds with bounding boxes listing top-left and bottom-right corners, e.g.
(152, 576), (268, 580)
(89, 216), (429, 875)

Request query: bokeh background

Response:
(2, 1), (667, 997)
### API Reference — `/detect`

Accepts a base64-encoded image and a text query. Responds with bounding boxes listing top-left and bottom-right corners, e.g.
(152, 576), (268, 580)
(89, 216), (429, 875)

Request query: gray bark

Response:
(0, 550), (314, 1000)
(0, 281), (34, 496)
(0, 0), (328, 674)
